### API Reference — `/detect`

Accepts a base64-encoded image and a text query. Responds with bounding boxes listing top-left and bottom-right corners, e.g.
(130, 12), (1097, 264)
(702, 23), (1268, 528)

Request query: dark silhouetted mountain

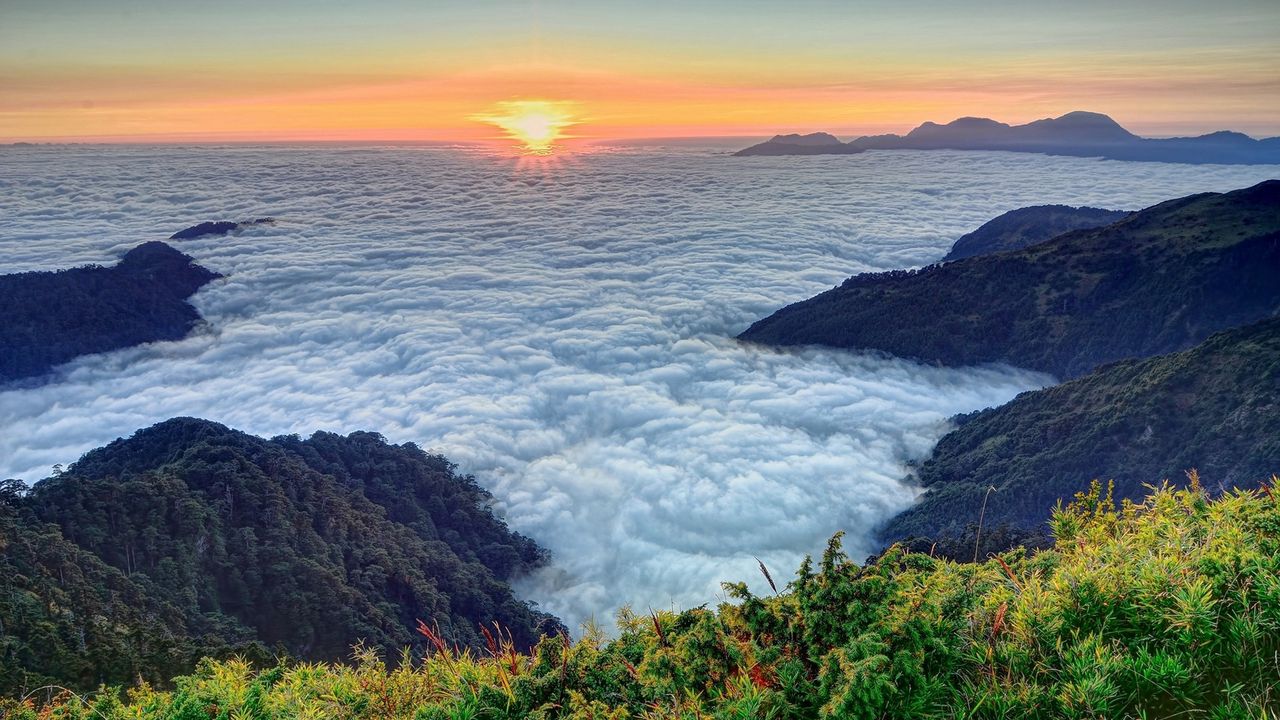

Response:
(2, 418), (560, 695)
(735, 111), (1280, 164)
(883, 111), (1138, 148)
(943, 205), (1132, 261)
(0, 242), (220, 383)
(734, 132), (865, 156)
(739, 180), (1280, 378)
(170, 217), (274, 240)
(881, 317), (1280, 543)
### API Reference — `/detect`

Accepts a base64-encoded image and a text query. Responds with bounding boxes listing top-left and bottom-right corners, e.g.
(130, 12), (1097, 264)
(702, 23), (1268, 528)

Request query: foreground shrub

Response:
(10, 480), (1280, 719)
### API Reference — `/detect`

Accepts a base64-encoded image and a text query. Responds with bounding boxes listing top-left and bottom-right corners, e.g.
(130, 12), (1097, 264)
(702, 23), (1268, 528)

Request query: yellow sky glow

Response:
(2, 2), (1277, 143)
(470, 100), (580, 152)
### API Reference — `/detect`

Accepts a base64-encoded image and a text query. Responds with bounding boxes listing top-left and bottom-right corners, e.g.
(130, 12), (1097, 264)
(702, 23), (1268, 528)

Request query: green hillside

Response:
(941, 205), (1130, 261)
(11, 483), (1280, 719)
(0, 419), (560, 697)
(740, 180), (1280, 378)
(0, 479), (212, 696)
(882, 317), (1280, 543)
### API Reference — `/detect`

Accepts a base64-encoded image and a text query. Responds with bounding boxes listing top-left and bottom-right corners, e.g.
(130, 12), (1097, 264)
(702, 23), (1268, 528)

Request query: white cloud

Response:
(0, 143), (1276, 628)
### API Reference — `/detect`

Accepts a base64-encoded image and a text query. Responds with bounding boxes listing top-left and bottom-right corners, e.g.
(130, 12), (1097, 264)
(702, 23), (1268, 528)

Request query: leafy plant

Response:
(14, 481), (1280, 718)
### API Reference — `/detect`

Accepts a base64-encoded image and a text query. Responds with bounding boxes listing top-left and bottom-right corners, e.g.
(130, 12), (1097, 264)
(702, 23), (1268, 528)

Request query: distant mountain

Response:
(735, 111), (1280, 164)
(734, 132), (865, 156)
(881, 316), (1280, 543)
(170, 217), (274, 240)
(874, 111), (1139, 149)
(943, 205), (1132, 261)
(2, 418), (560, 695)
(0, 242), (220, 383)
(739, 180), (1280, 379)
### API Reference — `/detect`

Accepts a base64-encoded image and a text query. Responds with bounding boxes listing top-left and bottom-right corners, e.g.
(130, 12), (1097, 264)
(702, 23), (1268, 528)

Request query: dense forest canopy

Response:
(882, 316), (1280, 543)
(941, 204), (1131, 262)
(0, 418), (561, 697)
(740, 180), (1280, 379)
(0, 241), (219, 382)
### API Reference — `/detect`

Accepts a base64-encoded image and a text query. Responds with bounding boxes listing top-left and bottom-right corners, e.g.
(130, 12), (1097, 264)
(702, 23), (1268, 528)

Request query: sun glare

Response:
(473, 100), (580, 154)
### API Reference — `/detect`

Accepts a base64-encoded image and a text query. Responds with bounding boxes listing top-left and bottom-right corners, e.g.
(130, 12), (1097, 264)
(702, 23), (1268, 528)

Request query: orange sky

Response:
(2, 0), (1278, 143)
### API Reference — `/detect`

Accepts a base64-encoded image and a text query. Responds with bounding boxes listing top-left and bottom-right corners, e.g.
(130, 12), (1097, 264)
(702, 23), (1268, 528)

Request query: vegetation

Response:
(883, 316), (1280, 544)
(941, 205), (1130, 262)
(7, 186), (1280, 718)
(740, 180), (1280, 378)
(0, 418), (560, 697)
(10, 482), (1280, 718)
(0, 241), (220, 382)
(0, 478), (207, 698)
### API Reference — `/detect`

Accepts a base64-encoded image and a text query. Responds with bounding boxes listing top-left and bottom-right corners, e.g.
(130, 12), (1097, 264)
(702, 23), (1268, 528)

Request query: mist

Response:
(1, 142), (1275, 627)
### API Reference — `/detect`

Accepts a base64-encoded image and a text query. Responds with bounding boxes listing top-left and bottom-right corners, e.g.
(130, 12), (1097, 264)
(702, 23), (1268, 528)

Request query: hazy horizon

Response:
(4, 0), (1278, 144)
(6, 117), (1279, 147)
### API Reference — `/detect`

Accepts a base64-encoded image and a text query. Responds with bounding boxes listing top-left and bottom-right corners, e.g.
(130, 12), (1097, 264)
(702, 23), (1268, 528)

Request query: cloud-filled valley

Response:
(1, 142), (1276, 627)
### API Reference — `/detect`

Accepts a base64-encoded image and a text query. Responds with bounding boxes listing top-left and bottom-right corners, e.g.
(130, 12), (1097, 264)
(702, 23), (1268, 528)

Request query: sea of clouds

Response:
(1, 141), (1276, 627)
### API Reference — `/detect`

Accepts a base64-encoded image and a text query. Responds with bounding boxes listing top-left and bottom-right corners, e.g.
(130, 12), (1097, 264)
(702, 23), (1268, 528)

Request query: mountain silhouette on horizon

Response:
(735, 111), (1280, 164)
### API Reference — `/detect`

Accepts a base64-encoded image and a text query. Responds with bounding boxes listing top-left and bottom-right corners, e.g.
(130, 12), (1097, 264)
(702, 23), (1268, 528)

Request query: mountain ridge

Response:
(739, 180), (1280, 379)
(881, 316), (1280, 543)
(1, 418), (561, 695)
(942, 204), (1132, 261)
(735, 111), (1280, 164)
(0, 241), (220, 383)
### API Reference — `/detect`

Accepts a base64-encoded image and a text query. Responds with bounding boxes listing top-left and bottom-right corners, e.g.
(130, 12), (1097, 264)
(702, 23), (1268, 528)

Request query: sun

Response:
(472, 100), (580, 154)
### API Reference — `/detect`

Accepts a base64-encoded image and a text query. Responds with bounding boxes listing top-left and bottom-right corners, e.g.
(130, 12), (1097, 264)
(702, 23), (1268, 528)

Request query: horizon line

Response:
(4, 112), (1279, 146)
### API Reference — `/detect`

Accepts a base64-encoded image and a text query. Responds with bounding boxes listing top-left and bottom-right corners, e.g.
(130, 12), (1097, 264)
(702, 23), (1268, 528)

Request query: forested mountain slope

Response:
(1, 418), (560, 696)
(740, 180), (1280, 378)
(881, 317), (1280, 543)
(0, 242), (219, 382)
(941, 204), (1131, 261)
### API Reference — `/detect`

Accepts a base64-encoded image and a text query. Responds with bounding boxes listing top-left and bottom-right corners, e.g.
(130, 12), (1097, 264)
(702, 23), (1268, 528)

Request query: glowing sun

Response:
(473, 100), (580, 154)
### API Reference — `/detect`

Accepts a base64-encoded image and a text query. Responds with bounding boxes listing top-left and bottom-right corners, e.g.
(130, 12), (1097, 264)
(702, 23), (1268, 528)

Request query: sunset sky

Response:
(2, 0), (1278, 143)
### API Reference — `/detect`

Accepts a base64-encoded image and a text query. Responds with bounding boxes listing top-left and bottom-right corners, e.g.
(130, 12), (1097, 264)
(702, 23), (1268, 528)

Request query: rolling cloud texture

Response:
(1, 142), (1276, 626)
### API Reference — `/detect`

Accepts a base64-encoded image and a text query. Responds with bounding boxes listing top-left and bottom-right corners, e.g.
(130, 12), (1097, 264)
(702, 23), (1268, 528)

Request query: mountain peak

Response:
(734, 132), (864, 156)
(947, 116), (1008, 128)
(905, 116), (1008, 139)
(117, 241), (222, 297)
(768, 132), (842, 146)
(1017, 112), (1137, 142)
(0, 242), (222, 382)
(744, 110), (1279, 163)
(739, 182), (1280, 378)
(1229, 178), (1280, 205)
(1054, 110), (1122, 124)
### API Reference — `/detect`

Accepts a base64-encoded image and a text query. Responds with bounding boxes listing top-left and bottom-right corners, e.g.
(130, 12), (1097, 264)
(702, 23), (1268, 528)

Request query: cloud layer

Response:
(1, 143), (1276, 627)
